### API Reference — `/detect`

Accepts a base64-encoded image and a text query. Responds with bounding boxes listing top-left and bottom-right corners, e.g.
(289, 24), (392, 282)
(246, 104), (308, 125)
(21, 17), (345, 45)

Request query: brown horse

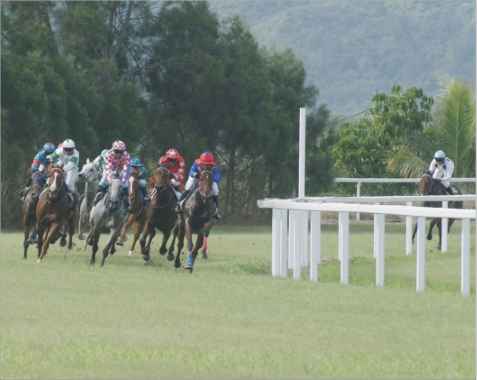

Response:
(116, 170), (147, 255)
(412, 171), (463, 250)
(139, 166), (182, 265)
(36, 165), (76, 263)
(179, 170), (216, 272)
(22, 170), (48, 259)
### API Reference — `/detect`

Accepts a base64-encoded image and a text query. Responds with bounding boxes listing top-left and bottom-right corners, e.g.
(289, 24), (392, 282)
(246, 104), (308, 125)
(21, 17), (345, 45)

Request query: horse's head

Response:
(106, 179), (122, 210)
(78, 158), (99, 184)
(47, 167), (64, 199)
(30, 171), (47, 200)
(154, 166), (170, 191)
(127, 171), (139, 200)
(420, 171), (439, 196)
(198, 170), (213, 201)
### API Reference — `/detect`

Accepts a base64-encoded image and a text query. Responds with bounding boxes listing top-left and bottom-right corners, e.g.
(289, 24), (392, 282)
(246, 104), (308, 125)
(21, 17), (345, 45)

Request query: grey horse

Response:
(76, 158), (100, 241)
(86, 178), (124, 266)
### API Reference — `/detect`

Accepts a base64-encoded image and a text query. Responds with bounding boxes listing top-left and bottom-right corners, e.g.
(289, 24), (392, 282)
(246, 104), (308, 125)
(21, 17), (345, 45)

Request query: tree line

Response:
(1, 1), (475, 230)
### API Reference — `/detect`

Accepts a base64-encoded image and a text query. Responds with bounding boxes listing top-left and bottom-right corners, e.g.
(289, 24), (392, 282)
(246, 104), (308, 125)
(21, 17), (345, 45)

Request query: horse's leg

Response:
(189, 234), (204, 271)
(59, 224), (67, 247)
(102, 230), (118, 266)
(412, 222), (418, 245)
(38, 222), (61, 262)
(90, 230), (100, 265)
(200, 229), (210, 259)
(184, 227), (194, 270)
(23, 217), (31, 259)
(427, 218), (436, 241)
(109, 227), (120, 256)
(167, 225), (178, 261)
(117, 213), (134, 246)
(36, 224), (44, 261)
(174, 223), (185, 269)
(66, 217), (75, 250)
(448, 218), (455, 233)
(139, 222), (154, 261)
(159, 230), (171, 256)
(130, 216), (146, 256)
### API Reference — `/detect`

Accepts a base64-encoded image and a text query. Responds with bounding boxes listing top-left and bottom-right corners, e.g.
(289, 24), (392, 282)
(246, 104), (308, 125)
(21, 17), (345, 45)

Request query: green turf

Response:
(1, 223), (475, 379)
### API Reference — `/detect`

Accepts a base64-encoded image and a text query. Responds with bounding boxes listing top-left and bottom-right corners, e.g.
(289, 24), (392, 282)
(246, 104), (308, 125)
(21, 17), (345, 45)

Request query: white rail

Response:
(257, 197), (476, 295)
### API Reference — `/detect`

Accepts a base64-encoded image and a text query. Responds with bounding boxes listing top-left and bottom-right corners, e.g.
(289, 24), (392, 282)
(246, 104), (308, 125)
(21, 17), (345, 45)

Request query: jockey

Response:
(153, 148), (186, 202)
(176, 151), (221, 219)
(129, 157), (148, 200)
(428, 150), (457, 195)
(93, 149), (109, 176)
(20, 142), (57, 200)
(92, 140), (131, 209)
(48, 139), (80, 210)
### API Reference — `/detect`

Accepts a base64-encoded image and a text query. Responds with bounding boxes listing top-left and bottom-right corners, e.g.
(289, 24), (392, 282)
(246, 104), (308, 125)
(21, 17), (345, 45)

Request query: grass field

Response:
(1, 222), (475, 379)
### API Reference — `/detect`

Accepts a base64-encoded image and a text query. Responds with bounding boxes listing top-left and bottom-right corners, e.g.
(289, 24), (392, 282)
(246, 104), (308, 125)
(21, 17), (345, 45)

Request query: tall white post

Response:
(339, 211), (349, 284)
(375, 214), (385, 288)
(310, 211), (321, 282)
(406, 202), (413, 255)
(416, 216), (426, 292)
(461, 218), (470, 295)
(298, 108), (306, 198)
(279, 209), (288, 277)
(441, 200), (448, 252)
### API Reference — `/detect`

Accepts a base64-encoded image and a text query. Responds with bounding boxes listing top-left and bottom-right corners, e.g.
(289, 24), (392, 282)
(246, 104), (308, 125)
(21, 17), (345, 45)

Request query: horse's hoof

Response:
(59, 239), (67, 247)
(174, 261), (181, 269)
(116, 240), (124, 246)
(142, 254), (150, 262)
(128, 251), (134, 256)
(437, 244), (442, 250)
(37, 259), (42, 264)
(184, 262), (193, 270)
(167, 254), (174, 261)
(27, 238), (35, 245)
(159, 248), (167, 255)
(427, 235), (432, 241)
(200, 252), (208, 259)
(88, 238), (93, 246)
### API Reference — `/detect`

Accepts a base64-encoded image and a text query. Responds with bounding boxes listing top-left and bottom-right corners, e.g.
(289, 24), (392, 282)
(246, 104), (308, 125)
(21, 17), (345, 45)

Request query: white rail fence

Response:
(257, 196), (476, 295)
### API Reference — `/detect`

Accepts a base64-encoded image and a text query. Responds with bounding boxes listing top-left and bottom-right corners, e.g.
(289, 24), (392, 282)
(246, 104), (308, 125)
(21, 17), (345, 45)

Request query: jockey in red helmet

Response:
(152, 148), (186, 201)
(176, 151), (221, 219)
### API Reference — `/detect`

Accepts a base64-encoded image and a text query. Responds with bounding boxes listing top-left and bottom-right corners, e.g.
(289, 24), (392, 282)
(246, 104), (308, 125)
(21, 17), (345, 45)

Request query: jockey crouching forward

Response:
(129, 157), (148, 202)
(20, 142), (57, 201)
(428, 150), (457, 195)
(92, 140), (131, 212)
(176, 151), (221, 219)
(151, 148), (186, 204)
(48, 139), (80, 210)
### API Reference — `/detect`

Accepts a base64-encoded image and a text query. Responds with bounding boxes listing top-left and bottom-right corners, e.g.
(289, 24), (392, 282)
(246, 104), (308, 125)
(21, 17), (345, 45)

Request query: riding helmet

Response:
(101, 149), (108, 157)
(166, 148), (179, 159)
(200, 151), (214, 164)
(130, 157), (142, 167)
(112, 140), (126, 151)
(434, 150), (445, 159)
(62, 139), (75, 149)
(43, 142), (55, 153)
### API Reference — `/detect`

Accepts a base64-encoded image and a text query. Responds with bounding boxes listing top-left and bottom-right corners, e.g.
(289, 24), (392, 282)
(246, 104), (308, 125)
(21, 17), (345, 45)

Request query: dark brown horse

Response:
(22, 170), (48, 259)
(36, 165), (76, 263)
(412, 171), (463, 250)
(116, 170), (147, 255)
(139, 166), (183, 265)
(179, 170), (216, 272)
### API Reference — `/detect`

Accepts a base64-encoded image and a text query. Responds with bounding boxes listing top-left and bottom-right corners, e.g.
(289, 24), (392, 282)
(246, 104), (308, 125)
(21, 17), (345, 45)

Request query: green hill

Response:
(209, 1), (476, 116)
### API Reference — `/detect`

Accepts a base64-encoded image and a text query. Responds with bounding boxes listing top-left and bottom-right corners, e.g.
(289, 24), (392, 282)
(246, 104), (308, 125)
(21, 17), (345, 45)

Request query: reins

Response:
(154, 187), (172, 209)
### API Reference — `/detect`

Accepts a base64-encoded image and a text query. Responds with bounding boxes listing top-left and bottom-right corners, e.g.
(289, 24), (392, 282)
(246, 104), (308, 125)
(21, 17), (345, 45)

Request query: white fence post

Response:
(406, 201), (413, 255)
(375, 213), (385, 288)
(461, 218), (470, 295)
(279, 209), (288, 277)
(339, 211), (349, 284)
(416, 216), (426, 292)
(441, 200), (448, 252)
(310, 211), (321, 282)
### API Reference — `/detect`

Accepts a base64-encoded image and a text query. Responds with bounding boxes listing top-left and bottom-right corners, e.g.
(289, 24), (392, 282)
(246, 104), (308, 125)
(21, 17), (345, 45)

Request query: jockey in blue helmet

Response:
(129, 157), (148, 200)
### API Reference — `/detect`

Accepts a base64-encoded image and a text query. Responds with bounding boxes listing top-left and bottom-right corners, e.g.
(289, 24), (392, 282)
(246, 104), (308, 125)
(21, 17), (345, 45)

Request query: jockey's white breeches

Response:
(64, 167), (78, 193)
(184, 177), (218, 196)
(100, 171), (127, 188)
(432, 169), (450, 188)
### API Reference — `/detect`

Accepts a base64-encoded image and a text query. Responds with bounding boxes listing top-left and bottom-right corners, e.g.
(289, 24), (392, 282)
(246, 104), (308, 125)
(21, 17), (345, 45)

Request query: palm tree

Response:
(387, 78), (475, 178)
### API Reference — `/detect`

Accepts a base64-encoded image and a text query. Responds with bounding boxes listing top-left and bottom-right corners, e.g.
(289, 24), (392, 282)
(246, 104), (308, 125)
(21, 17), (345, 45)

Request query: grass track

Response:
(1, 223), (475, 379)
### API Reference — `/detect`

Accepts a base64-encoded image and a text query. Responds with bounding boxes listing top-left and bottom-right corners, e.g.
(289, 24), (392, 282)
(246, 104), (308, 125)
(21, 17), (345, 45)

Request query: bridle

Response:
(152, 167), (173, 209)
(46, 168), (67, 204)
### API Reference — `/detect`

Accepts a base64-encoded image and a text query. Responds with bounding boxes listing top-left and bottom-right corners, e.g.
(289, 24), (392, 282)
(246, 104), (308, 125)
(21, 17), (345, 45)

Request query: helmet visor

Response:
(114, 149), (124, 155)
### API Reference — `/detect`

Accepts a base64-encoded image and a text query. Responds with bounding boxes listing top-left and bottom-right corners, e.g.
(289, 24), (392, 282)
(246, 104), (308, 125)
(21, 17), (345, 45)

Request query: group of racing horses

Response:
(22, 160), (217, 272)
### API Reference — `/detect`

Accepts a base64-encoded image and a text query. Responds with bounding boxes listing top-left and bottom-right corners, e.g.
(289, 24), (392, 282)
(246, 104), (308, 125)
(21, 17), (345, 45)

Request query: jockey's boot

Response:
(175, 189), (191, 213)
(448, 185), (457, 195)
(212, 195), (221, 219)
(68, 191), (78, 210)
(20, 187), (29, 201)
(91, 185), (105, 207)
(140, 187), (148, 203)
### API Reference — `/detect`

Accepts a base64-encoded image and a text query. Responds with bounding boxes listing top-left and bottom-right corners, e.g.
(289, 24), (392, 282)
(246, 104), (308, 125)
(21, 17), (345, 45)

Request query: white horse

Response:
(76, 158), (100, 241)
(86, 178), (124, 266)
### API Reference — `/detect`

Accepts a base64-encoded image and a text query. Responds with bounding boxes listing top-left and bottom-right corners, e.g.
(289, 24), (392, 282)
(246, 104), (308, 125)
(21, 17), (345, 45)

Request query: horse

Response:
(116, 170), (147, 255)
(178, 169), (216, 272)
(76, 158), (100, 241)
(35, 165), (76, 263)
(86, 177), (124, 266)
(139, 166), (182, 266)
(22, 170), (48, 259)
(412, 171), (463, 250)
